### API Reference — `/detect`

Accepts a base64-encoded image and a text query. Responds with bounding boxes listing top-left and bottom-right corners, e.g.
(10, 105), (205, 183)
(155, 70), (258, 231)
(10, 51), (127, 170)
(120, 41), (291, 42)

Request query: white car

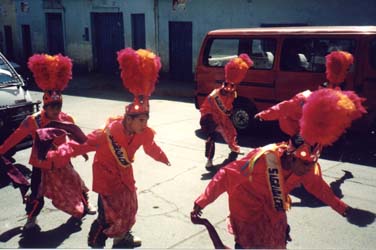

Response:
(0, 52), (40, 154)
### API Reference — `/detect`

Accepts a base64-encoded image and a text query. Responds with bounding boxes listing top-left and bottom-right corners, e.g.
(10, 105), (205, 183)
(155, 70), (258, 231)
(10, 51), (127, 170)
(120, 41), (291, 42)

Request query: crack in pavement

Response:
(167, 217), (227, 249)
(138, 165), (198, 193)
(138, 189), (179, 218)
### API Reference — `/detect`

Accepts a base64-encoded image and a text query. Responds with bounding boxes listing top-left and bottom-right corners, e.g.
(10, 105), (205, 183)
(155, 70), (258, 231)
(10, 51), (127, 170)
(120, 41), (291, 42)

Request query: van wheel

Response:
(231, 100), (256, 134)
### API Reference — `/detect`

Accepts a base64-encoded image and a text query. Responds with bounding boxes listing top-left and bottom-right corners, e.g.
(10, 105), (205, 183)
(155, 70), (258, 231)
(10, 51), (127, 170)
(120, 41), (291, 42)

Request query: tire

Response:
(231, 99), (256, 134)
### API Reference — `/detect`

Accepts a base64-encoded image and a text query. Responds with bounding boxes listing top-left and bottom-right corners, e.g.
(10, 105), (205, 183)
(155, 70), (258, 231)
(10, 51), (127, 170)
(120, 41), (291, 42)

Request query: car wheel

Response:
(231, 100), (256, 134)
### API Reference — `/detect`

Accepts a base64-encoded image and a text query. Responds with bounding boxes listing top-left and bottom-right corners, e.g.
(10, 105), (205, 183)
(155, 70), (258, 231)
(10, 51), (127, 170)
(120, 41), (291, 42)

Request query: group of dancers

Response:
(0, 48), (367, 248)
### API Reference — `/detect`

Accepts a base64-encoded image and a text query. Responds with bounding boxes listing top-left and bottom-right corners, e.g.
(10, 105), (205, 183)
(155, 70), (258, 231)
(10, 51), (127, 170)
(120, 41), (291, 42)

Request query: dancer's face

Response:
(124, 114), (149, 134)
(282, 153), (315, 176)
(44, 102), (62, 120)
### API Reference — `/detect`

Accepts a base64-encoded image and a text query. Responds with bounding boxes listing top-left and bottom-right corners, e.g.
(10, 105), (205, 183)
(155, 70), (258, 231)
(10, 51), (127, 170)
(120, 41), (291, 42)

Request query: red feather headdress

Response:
(28, 54), (72, 91)
(224, 53), (253, 84)
(325, 51), (354, 85)
(299, 88), (366, 146)
(28, 54), (72, 106)
(117, 48), (161, 115)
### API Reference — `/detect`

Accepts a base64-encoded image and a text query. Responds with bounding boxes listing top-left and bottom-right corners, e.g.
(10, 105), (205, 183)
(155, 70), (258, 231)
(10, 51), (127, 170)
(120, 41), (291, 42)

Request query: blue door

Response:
(46, 13), (64, 54)
(91, 12), (124, 74)
(131, 14), (146, 49)
(169, 21), (192, 81)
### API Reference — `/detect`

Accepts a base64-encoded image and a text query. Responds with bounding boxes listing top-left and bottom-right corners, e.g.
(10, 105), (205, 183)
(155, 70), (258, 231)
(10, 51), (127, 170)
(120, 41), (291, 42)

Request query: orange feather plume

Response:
(27, 54), (72, 91)
(300, 88), (365, 146)
(117, 48), (161, 97)
(225, 53), (253, 84)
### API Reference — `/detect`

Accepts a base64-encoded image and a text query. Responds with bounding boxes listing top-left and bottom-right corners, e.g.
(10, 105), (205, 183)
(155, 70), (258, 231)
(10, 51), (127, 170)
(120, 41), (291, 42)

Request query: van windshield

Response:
(0, 57), (20, 85)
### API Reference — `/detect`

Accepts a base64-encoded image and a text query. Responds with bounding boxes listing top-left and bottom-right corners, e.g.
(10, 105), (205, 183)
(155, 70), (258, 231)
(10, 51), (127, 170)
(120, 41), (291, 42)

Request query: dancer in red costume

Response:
(255, 50), (356, 136)
(47, 48), (170, 248)
(200, 54), (253, 170)
(0, 54), (95, 230)
(192, 88), (366, 249)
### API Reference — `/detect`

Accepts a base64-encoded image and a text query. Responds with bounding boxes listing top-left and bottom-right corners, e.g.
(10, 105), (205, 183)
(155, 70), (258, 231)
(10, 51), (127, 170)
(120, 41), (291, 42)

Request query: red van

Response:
(195, 26), (376, 133)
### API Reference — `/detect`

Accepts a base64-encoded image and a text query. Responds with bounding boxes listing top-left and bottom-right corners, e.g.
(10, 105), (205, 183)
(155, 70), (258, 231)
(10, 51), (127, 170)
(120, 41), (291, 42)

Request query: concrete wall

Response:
(7, 0), (156, 71)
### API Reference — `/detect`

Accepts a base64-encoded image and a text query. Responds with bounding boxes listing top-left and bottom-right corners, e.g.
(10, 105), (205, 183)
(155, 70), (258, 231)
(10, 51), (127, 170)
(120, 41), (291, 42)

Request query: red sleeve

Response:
(0, 116), (34, 154)
(46, 129), (102, 165)
(256, 99), (292, 121)
(142, 128), (170, 165)
(301, 164), (348, 215)
(256, 91), (307, 121)
(195, 168), (228, 209)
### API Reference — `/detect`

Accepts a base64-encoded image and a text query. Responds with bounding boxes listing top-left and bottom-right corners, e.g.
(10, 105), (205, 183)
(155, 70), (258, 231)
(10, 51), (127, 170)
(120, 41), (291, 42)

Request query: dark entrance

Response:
(131, 14), (146, 49)
(21, 25), (32, 63)
(169, 21), (192, 81)
(91, 12), (124, 74)
(46, 13), (65, 54)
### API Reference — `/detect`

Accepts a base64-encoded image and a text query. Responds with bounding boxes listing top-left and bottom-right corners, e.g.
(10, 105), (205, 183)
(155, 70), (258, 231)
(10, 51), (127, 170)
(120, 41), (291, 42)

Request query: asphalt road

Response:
(0, 89), (375, 249)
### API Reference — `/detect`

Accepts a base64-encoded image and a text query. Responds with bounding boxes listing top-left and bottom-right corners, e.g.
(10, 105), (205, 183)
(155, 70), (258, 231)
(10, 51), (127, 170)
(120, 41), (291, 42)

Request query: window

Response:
(370, 39), (376, 70)
(0, 56), (18, 84)
(280, 38), (356, 72)
(204, 38), (276, 70)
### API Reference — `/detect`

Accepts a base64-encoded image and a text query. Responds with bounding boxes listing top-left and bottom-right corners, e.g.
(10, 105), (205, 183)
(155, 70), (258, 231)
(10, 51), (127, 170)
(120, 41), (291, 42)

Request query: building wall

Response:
(9, 0), (156, 71)
(0, 0), (17, 57)
(1, 0), (375, 74)
(157, 0), (376, 73)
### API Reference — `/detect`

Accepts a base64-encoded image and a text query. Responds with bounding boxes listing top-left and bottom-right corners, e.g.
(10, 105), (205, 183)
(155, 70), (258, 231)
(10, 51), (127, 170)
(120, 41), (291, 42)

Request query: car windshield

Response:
(0, 56), (20, 85)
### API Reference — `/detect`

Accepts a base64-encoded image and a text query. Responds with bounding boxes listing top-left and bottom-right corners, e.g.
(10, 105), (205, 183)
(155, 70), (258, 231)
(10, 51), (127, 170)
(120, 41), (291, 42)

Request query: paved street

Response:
(0, 88), (375, 249)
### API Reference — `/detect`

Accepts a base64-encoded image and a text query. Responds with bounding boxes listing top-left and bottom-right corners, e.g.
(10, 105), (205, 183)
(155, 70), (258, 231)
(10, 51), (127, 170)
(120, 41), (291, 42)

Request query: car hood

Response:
(0, 86), (32, 108)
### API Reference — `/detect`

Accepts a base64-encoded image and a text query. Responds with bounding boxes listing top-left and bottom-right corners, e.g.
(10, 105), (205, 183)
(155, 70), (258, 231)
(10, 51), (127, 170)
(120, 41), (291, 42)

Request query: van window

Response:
(204, 38), (276, 70)
(280, 38), (356, 72)
(370, 39), (376, 70)
(0, 57), (18, 84)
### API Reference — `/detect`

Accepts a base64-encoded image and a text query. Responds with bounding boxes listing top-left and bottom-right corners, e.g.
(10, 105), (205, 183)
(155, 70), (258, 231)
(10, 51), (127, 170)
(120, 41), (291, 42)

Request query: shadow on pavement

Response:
(0, 226), (23, 243)
(200, 164), (225, 180)
(345, 208), (375, 227)
(289, 171), (375, 227)
(290, 170), (354, 208)
(195, 119), (376, 167)
(290, 170), (375, 228)
(15, 218), (82, 248)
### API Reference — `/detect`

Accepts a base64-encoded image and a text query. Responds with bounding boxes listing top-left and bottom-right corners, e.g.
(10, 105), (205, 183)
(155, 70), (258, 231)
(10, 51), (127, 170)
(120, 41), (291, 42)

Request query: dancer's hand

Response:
(82, 153), (89, 161)
(254, 114), (262, 121)
(191, 203), (203, 224)
(230, 144), (240, 153)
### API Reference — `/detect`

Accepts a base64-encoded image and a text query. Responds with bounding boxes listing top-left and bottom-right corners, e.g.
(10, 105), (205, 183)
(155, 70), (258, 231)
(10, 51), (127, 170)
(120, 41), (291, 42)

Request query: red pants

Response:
(229, 213), (288, 249)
